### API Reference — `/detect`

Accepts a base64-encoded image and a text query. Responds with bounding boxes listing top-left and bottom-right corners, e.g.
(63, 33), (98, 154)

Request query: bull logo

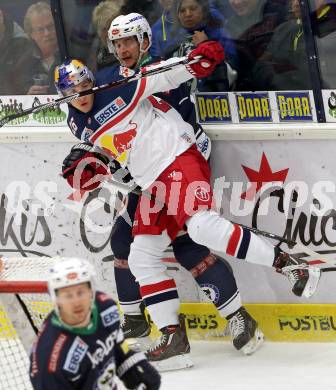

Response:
(100, 123), (137, 163)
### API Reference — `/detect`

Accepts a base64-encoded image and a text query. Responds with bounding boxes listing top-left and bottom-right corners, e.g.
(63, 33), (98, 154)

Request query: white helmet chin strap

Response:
(136, 42), (149, 68)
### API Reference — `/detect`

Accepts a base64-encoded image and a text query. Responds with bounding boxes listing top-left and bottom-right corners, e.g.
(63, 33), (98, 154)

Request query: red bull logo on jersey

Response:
(94, 97), (126, 125)
(99, 125), (137, 164)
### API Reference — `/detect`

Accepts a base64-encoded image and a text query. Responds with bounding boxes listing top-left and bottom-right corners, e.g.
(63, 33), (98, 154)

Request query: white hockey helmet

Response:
(48, 257), (96, 304)
(54, 59), (95, 97)
(107, 13), (152, 57)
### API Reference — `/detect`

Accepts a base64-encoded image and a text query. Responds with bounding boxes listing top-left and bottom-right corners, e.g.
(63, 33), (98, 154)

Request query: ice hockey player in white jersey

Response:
(58, 11), (321, 367)
(58, 13), (265, 369)
(100, 12), (321, 343)
(29, 258), (161, 389)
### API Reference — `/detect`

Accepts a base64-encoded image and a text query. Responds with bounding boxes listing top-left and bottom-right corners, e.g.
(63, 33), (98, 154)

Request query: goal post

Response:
(0, 256), (59, 390)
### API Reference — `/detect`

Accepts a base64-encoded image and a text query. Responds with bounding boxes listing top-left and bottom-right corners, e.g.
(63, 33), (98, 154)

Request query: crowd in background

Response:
(0, 0), (336, 95)
(0, 1), (59, 95)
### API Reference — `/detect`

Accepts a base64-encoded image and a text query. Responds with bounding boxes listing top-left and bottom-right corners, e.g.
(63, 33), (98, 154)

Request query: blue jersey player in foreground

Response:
(29, 258), (160, 389)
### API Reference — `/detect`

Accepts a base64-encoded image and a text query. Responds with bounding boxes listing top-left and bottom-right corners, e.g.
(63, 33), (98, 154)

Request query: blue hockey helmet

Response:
(54, 59), (95, 96)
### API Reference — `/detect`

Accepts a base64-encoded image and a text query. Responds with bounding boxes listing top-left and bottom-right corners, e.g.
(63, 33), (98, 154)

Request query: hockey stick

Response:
(235, 224), (296, 248)
(235, 224), (336, 270)
(0, 56), (199, 128)
(234, 223), (336, 265)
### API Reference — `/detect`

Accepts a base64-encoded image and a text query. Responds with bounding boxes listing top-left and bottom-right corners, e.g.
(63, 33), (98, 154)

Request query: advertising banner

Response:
(0, 95), (68, 127)
(2, 137), (336, 341)
(211, 139), (336, 303)
(195, 91), (317, 124)
(322, 89), (336, 122)
(2, 138), (336, 304)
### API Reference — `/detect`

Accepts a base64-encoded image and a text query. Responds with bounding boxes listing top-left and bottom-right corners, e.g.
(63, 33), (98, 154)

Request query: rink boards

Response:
(2, 126), (336, 344)
(1, 302), (336, 342)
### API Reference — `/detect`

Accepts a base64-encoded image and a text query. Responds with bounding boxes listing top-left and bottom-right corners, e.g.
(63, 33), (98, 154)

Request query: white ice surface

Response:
(158, 340), (336, 390)
(1, 339), (335, 390)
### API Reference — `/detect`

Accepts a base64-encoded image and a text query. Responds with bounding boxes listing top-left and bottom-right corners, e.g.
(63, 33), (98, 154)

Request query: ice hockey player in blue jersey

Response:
(57, 18), (265, 369)
(29, 258), (161, 389)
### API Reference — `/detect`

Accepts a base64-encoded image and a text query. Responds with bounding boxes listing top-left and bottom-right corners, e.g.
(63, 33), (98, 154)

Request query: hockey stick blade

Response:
(0, 56), (195, 128)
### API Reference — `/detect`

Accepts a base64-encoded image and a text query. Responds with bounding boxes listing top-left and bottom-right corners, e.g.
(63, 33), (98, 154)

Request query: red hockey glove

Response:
(187, 40), (225, 78)
(62, 142), (109, 191)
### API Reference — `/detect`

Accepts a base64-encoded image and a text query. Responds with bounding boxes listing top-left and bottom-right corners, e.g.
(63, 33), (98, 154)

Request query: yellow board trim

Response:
(146, 303), (336, 342)
(2, 303), (336, 342)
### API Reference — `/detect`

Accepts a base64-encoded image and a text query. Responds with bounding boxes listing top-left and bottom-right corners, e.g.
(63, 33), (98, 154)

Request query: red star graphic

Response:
(241, 152), (289, 200)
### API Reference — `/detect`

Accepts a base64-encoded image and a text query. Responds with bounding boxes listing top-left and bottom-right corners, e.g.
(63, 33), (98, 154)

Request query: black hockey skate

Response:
(274, 250), (321, 298)
(146, 314), (193, 371)
(225, 307), (264, 355)
(121, 311), (151, 351)
(121, 312), (151, 339)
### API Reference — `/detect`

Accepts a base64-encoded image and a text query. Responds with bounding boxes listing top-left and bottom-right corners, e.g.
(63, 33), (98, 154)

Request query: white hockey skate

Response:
(274, 252), (321, 298)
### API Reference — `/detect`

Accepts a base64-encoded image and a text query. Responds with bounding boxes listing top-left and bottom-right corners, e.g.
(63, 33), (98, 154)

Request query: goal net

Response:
(0, 257), (58, 390)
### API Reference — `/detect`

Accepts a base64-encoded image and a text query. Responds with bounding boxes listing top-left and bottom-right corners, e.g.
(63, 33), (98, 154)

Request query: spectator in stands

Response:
(150, 0), (175, 59)
(0, 9), (34, 95)
(165, 0), (237, 91)
(251, 0), (311, 90)
(224, 0), (290, 90)
(150, 0), (228, 60)
(23, 1), (60, 94)
(89, 0), (124, 71)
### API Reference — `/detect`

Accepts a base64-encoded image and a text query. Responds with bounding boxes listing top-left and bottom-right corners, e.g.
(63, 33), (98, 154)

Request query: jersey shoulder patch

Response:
(100, 305), (119, 328)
